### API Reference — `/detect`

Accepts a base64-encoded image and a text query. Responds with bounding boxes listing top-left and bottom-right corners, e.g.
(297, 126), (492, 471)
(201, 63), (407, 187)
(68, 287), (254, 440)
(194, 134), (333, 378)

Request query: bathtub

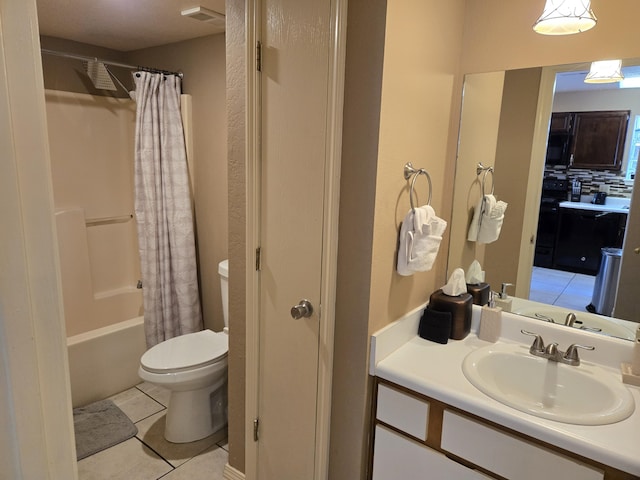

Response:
(67, 316), (146, 408)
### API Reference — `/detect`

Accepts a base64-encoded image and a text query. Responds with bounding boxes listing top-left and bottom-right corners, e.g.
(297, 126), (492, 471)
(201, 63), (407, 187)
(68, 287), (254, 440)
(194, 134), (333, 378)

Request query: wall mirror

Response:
(448, 59), (640, 341)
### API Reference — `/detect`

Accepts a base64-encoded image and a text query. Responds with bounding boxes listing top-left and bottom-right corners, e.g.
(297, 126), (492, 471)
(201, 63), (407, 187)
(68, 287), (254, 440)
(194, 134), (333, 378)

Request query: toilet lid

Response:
(141, 329), (228, 373)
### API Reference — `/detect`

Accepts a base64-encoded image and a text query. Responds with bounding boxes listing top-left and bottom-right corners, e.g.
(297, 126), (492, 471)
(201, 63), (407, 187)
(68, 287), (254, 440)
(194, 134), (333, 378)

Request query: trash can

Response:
(587, 247), (622, 317)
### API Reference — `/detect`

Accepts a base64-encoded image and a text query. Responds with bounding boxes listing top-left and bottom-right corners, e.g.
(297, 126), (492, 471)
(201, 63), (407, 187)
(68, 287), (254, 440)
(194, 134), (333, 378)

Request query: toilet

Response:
(138, 259), (230, 443)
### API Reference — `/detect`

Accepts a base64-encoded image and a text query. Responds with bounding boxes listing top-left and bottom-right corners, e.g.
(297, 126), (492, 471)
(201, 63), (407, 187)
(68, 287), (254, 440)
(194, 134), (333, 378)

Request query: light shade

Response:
(585, 60), (624, 84)
(533, 0), (597, 35)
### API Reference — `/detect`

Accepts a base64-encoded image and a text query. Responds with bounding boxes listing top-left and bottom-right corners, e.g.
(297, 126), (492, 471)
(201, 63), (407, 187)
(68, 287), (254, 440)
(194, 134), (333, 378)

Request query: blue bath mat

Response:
(73, 399), (138, 460)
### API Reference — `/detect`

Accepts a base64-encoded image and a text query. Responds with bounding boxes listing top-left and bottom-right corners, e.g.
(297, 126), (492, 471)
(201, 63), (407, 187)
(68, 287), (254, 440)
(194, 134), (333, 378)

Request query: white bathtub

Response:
(67, 316), (146, 408)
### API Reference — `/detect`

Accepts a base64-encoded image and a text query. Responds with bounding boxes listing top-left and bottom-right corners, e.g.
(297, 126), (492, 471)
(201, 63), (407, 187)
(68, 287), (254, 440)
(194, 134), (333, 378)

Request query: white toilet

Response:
(138, 259), (230, 443)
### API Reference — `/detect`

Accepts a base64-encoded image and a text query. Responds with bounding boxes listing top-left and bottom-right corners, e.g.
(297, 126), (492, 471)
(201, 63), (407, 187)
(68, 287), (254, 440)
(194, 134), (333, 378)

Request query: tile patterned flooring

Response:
(77, 382), (228, 479)
(529, 266), (595, 312)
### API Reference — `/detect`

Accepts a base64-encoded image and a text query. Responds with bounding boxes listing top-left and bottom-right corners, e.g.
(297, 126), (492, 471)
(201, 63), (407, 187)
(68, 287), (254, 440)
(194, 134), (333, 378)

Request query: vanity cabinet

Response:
(569, 111), (629, 170)
(371, 379), (634, 480)
(371, 383), (490, 480)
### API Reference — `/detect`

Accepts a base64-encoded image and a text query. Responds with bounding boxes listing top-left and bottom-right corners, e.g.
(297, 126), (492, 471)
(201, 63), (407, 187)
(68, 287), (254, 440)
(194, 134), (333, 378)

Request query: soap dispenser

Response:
(478, 291), (501, 343)
(494, 283), (513, 312)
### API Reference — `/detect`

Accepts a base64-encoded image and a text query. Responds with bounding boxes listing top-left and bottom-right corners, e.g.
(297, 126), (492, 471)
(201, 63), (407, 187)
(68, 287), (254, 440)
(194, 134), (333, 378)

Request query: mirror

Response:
(449, 60), (640, 340)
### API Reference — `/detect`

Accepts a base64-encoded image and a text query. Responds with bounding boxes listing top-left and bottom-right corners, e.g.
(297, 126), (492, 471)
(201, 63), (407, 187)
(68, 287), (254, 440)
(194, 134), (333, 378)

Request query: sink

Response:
(512, 308), (636, 340)
(462, 343), (635, 425)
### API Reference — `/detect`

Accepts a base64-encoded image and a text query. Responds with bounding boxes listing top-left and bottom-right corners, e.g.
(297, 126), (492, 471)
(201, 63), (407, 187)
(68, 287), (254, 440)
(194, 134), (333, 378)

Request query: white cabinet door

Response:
(441, 411), (604, 480)
(372, 425), (492, 480)
(376, 384), (429, 441)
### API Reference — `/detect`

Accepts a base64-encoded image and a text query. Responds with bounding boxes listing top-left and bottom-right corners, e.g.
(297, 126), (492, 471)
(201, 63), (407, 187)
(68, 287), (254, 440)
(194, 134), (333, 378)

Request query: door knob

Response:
(635, 247), (640, 255)
(291, 299), (313, 319)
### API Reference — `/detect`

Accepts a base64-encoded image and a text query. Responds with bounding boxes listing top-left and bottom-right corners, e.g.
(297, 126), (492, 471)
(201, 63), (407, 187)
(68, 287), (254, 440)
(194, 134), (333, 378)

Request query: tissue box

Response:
(428, 289), (472, 340)
(466, 282), (490, 306)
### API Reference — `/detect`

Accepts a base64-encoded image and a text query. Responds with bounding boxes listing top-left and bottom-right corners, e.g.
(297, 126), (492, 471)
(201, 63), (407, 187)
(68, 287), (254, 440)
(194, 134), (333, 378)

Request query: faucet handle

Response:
(563, 344), (595, 366)
(521, 330), (545, 353)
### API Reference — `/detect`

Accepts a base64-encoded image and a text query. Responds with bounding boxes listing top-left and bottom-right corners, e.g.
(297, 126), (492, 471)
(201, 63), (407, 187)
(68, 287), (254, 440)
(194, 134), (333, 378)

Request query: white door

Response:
(253, 0), (343, 478)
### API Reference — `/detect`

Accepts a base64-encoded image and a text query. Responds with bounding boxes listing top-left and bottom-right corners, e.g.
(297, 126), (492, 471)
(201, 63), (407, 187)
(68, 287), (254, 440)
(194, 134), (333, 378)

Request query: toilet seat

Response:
(140, 329), (228, 374)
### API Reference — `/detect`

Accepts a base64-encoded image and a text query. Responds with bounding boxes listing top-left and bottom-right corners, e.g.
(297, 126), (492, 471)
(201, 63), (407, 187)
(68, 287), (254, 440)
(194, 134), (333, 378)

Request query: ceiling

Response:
(36, 0), (226, 52)
(555, 66), (640, 93)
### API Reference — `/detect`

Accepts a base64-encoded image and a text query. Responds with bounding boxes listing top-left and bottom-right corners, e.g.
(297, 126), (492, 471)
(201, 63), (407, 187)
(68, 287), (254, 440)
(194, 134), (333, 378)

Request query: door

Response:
(614, 171), (640, 322)
(254, 0), (341, 477)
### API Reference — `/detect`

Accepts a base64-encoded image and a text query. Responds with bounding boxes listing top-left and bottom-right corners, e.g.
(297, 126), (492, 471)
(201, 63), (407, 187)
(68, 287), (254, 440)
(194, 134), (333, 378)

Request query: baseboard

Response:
(223, 463), (245, 480)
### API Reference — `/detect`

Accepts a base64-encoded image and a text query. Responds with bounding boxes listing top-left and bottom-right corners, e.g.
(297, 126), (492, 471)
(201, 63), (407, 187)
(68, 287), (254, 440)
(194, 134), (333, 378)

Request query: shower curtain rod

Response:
(41, 48), (183, 78)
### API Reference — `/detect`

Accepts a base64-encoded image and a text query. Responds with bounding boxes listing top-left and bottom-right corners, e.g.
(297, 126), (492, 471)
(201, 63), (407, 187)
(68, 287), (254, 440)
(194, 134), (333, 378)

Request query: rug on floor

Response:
(73, 398), (138, 460)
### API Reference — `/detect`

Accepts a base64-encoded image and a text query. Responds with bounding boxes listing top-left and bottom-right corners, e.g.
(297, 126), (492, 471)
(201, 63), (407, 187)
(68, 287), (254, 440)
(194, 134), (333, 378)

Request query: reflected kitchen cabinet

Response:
(549, 112), (574, 133)
(554, 209), (627, 275)
(570, 111), (630, 170)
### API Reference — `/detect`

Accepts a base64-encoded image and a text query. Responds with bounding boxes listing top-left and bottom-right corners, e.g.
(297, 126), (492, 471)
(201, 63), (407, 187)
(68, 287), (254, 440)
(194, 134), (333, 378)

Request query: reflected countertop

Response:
(559, 197), (630, 214)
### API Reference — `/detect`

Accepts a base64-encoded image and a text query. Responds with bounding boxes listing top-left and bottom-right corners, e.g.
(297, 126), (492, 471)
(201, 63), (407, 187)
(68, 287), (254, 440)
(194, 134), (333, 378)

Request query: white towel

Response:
(397, 205), (447, 276)
(467, 194), (508, 244)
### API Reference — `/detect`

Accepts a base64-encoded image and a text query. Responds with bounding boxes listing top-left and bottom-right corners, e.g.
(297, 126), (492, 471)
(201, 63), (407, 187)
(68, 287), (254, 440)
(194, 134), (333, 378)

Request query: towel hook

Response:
(476, 162), (495, 196)
(404, 162), (432, 211)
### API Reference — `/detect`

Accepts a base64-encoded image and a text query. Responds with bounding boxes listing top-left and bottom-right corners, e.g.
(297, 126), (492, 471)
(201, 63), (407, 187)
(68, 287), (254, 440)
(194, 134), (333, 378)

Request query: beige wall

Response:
(461, 0), (640, 73)
(332, 0), (466, 478)
(128, 34), (228, 334)
(330, 0), (386, 477)
(461, 0), (640, 75)
(483, 68), (543, 293)
(368, 0), (466, 334)
(448, 71), (505, 275)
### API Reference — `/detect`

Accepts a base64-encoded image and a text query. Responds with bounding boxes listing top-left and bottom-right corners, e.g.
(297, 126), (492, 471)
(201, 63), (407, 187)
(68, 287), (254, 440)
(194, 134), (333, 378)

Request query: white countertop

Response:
(371, 305), (640, 476)
(559, 197), (630, 214)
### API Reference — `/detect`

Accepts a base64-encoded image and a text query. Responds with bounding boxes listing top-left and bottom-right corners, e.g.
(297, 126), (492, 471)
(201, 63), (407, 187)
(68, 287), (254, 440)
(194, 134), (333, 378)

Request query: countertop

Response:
(559, 197), (630, 214)
(371, 305), (640, 476)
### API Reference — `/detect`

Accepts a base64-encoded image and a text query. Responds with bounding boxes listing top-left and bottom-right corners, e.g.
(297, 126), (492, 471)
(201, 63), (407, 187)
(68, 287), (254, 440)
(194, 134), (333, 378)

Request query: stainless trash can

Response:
(587, 247), (622, 317)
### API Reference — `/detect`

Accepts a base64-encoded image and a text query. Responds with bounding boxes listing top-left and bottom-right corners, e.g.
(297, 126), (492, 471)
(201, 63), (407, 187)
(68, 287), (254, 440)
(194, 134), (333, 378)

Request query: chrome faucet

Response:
(564, 312), (576, 327)
(521, 330), (594, 366)
(533, 311), (602, 333)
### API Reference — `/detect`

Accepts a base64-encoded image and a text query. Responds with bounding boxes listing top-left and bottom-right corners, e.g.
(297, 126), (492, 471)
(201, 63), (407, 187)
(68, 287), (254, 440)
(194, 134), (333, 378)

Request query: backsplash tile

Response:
(544, 165), (634, 197)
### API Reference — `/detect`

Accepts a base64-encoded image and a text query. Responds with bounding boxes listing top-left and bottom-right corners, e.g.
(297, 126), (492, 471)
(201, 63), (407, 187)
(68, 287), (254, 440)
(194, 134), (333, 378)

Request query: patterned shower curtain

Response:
(133, 71), (202, 347)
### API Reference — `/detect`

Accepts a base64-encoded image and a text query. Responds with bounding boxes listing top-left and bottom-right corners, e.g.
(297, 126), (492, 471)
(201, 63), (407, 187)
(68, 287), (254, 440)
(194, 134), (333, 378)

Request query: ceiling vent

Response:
(181, 6), (225, 26)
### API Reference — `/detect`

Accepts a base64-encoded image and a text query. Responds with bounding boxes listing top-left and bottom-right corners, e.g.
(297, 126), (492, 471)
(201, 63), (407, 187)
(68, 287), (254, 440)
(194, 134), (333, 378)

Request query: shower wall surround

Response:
(45, 89), (141, 336)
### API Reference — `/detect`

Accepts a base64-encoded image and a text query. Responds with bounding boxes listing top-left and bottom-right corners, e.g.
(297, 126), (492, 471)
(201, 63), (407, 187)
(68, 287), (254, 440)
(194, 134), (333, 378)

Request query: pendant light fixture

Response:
(584, 60), (624, 84)
(533, 0), (597, 35)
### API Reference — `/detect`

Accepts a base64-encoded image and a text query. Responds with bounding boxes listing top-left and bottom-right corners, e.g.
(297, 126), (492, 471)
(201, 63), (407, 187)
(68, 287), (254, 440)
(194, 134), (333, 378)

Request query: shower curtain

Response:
(133, 71), (202, 347)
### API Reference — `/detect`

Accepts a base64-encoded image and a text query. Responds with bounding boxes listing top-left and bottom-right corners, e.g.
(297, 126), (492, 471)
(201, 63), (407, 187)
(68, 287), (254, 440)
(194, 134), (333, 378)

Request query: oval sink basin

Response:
(462, 343), (635, 425)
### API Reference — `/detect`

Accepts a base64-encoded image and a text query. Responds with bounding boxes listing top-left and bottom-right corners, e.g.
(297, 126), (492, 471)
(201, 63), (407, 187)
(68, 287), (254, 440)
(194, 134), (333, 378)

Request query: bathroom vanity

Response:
(369, 305), (640, 479)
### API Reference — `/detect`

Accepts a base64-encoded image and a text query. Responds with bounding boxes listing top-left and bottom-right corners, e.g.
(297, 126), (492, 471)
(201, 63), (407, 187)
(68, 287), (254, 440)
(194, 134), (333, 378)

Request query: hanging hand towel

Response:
(467, 194), (508, 244)
(397, 205), (447, 276)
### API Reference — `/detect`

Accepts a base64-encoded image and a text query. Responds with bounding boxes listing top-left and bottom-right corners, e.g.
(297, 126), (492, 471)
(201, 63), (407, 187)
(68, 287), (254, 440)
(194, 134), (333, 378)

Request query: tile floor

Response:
(529, 266), (595, 312)
(77, 382), (228, 479)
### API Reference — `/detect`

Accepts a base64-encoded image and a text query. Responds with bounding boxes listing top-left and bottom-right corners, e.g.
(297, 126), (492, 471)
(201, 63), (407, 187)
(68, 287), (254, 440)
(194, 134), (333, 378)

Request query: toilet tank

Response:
(218, 259), (229, 329)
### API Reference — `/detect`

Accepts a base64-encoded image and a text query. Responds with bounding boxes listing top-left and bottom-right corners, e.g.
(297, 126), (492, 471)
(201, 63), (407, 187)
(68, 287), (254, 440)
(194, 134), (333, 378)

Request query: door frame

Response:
(244, 0), (348, 478)
(0, 0), (77, 477)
